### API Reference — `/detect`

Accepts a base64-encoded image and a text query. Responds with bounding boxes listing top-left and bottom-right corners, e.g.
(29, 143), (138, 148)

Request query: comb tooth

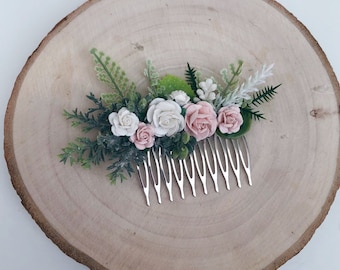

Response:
(227, 139), (241, 188)
(205, 138), (219, 192)
(138, 135), (252, 206)
(236, 137), (252, 186)
(214, 134), (230, 190)
(158, 148), (174, 202)
(171, 157), (185, 199)
(136, 160), (150, 206)
(148, 149), (162, 204)
(193, 144), (208, 194)
(183, 154), (196, 197)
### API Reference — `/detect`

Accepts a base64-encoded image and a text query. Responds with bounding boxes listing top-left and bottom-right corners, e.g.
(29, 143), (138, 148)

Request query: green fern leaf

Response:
(251, 84), (281, 107)
(100, 92), (121, 106)
(90, 48), (136, 101)
(241, 106), (265, 121)
(185, 63), (198, 91)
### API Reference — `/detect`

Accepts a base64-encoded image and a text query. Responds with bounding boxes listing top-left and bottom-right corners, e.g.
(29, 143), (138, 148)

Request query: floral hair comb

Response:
(59, 48), (280, 206)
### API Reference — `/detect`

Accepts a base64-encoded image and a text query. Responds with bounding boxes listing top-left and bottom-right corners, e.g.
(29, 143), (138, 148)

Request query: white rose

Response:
(108, 107), (139, 136)
(169, 90), (190, 106)
(146, 98), (185, 137)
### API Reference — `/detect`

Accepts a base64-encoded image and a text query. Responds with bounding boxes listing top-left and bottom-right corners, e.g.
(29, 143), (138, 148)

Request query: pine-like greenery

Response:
(251, 84), (281, 107)
(241, 106), (266, 121)
(59, 137), (106, 168)
(59, 93), (147, 183)
(241, 84), (281, 121)
(63, 93), (111, 133)
(185, 63), (198, 91)
(97, 134), (146, 182)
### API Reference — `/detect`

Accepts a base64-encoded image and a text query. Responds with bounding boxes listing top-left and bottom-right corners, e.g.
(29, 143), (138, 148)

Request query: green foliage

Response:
(90, 48), (136, 103)
(58, 137), (106, 169)
(185, 63), (198, 91)
(241, 106), (265, 121)
(251, 84), (281, 107)
(144, 60), (161, 97)
(220, 60), (243, 97)
(237, 84), (281, 121)
(59, 91), (148, 183)
(100, 92), (120, 107)
(63, 93), (111, 133)
(158, 74), (195, 98)
(97, 134), (147, 183)
(155, 131), (196, 160)
(111, 93), (148, 120)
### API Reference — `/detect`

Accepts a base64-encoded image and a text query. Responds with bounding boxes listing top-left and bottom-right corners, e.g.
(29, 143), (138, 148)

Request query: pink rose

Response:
(184, 101), (217, 141)
(217, 106), (243, 134)
(130, 123), (155, 150)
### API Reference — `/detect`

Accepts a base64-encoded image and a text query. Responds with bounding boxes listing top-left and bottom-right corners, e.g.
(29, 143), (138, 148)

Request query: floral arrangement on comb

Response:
(59, 48), (280, 182)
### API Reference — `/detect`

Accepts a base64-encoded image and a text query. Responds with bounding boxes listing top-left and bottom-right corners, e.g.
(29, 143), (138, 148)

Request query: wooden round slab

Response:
(4, 0), (340, 269)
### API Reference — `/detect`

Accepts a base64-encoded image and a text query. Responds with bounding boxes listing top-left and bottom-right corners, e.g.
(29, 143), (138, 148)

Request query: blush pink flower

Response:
(130, 122), (155, 150)
(184, 101), (217, 141)
(217, 106), (243, 134)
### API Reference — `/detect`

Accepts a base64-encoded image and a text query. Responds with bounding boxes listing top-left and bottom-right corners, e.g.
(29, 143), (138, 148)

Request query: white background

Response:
(1, 1), (339, 269)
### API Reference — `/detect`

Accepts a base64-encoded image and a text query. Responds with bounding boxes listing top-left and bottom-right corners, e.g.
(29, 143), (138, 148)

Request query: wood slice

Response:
(4, 0), (340, 269)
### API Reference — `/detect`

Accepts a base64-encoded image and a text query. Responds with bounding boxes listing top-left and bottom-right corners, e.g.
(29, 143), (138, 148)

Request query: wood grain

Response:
(4, 0), (340, 269)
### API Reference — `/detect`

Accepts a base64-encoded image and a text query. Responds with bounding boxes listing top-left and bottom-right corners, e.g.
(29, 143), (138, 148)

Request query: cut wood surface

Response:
(4, 0), (340, 269)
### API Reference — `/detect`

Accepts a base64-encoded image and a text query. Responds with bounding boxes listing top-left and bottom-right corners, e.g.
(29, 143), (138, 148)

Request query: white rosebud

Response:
(146, 98), (185, 137)
(108, 107), (139, 136)
(196, 78), (217, 101)
(169, 90), (191, 106)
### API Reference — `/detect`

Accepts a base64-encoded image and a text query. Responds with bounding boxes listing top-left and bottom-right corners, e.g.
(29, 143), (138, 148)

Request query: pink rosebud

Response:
(217, 106), (243, 134)
(184, 101), (217, 141)
(130, 122), (155, 150)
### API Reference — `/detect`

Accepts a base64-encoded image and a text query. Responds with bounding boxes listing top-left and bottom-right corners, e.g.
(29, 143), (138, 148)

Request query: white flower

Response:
(169, 90), (190, 106)
(196, 78), (217, 101)
(146, 98), (185, 137)
(108, 107), (139, 136)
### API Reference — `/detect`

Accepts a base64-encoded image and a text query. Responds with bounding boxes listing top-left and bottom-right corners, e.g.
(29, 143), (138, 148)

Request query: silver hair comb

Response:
(59, 52), (280, 206)
(136, 134), (252, 206)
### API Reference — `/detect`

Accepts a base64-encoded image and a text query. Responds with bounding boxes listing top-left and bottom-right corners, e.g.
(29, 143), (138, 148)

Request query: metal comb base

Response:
(136, 135), (252, 206)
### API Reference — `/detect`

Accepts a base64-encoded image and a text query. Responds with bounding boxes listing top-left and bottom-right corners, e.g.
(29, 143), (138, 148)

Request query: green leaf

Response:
(181, 132), (190, 144)
(176, 146), (189, 160)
